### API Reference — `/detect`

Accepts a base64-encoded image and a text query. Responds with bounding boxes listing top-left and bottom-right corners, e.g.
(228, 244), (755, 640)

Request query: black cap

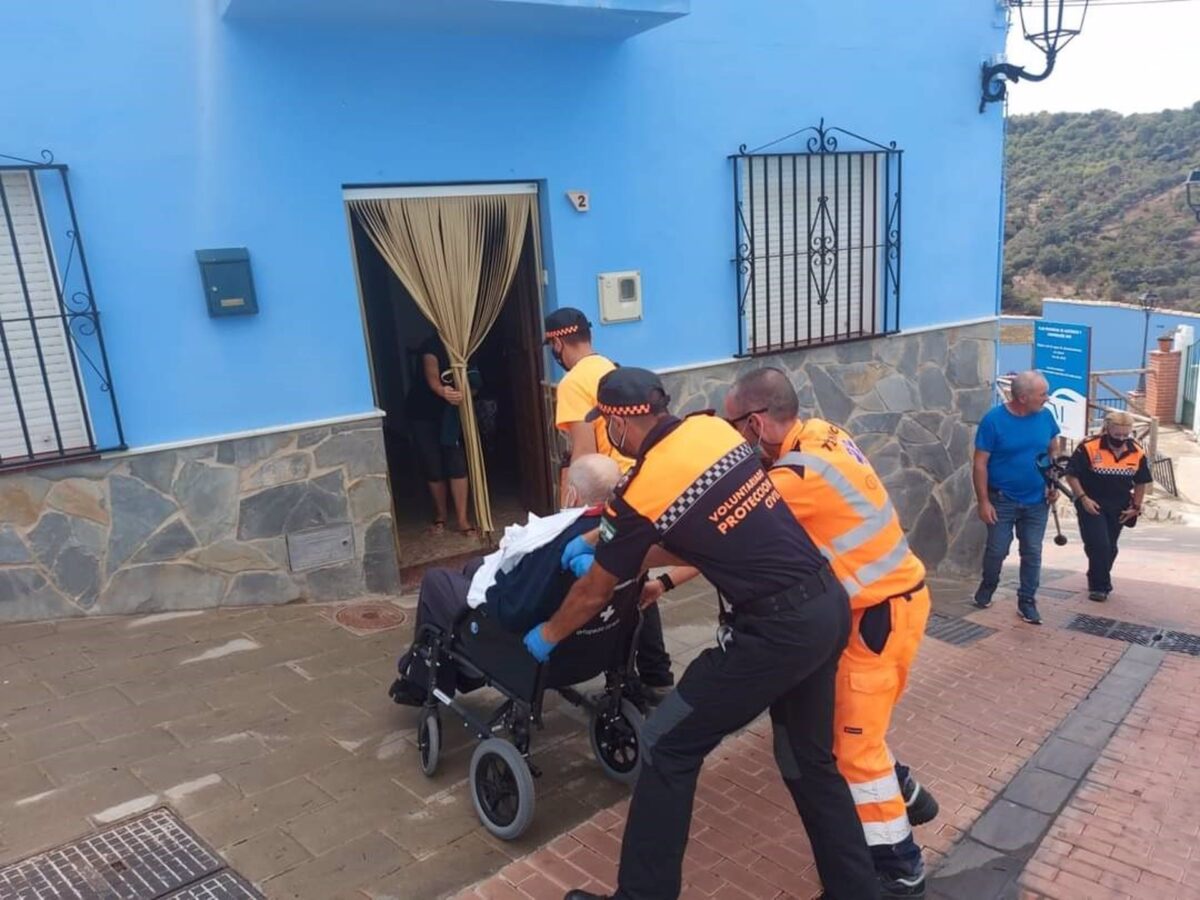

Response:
(543, 307), (591, 344)
(584, 367), (670, 422)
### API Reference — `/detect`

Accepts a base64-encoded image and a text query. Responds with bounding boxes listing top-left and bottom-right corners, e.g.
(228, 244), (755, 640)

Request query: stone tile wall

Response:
(0, 417), (399, 622)
(657, 321), (997, 576)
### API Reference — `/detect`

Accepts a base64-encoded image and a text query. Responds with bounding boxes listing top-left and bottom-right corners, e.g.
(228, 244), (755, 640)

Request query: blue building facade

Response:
(0, 0), (1007, 621)
(1001, 301), (1200, 389)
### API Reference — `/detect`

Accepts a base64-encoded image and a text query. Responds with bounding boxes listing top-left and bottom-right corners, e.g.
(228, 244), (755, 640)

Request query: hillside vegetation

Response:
(1003, 103), (1200, 314)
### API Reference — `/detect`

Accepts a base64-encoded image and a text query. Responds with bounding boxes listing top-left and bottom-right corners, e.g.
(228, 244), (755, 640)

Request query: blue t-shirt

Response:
(975, 405), (1060, 505)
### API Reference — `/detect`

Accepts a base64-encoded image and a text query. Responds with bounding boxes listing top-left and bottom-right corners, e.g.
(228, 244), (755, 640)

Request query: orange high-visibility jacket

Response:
(770, 418), (925, 609)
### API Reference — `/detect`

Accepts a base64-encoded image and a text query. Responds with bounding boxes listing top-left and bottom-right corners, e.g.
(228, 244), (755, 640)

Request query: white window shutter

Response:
(0, 171), (90, 462)
(739, 153), (885, 352)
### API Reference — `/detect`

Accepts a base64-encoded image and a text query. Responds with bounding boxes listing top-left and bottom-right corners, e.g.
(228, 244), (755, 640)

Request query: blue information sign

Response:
(1033, 321), (1092, 440)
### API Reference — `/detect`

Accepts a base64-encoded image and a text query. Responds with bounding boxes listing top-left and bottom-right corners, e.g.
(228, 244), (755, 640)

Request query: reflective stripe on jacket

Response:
(770, 419), (925, 609)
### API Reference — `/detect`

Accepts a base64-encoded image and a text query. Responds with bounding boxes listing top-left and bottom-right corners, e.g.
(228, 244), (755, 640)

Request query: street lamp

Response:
(981, 0), (1090, 113)
(1137, 290), (1158, 393)
(1186, 169), (1200, 223)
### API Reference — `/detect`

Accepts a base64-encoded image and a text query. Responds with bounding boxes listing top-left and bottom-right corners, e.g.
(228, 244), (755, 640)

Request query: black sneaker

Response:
(973, 594), (993, 609)
(901, 774), (940, 826)
(880, 872), (926, 899)
(387, 678), (426, 706)
(1087, 590), (1108, 602)
(1017, 603), (1042, 625)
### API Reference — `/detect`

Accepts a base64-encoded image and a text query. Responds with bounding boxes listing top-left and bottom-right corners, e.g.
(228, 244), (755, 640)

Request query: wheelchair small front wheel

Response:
(469, 738), (535, 840)
(417, 708), (440, 777)
(589, 698), (644, 785)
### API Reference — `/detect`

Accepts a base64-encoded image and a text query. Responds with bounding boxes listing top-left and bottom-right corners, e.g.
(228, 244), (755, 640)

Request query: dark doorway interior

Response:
(350, 212), (554, 573)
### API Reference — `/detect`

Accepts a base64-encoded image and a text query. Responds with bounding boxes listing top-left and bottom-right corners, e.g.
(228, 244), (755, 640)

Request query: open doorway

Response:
(346, 186), (555, 574)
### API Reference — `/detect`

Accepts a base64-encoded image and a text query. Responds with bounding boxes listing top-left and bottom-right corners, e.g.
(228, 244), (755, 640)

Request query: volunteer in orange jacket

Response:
(646, 367), (935, 899)
(1064, 409), (1152, 603)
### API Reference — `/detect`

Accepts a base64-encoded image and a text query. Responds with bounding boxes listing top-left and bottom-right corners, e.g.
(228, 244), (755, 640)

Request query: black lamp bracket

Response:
(979, 52), (1057, 113)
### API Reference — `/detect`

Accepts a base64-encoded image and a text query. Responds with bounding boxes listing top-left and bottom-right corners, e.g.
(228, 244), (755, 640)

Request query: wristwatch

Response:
(656, 572), (675, 593)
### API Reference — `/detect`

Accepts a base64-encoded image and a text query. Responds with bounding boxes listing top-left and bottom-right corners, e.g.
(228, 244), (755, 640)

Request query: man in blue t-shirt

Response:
(972, 370), (1060, 624)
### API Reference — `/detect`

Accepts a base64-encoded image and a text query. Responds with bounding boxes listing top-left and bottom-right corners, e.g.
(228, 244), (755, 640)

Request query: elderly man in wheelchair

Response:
(387, 454), (653, 840)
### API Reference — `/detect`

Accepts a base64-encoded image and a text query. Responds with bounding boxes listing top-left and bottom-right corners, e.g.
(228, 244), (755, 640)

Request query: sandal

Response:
(456, 525), (478, 538)
(428, 520), (446, 535)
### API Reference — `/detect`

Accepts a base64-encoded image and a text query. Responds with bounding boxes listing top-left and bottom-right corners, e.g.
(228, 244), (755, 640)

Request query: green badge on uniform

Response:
(599, 519), (615, 542)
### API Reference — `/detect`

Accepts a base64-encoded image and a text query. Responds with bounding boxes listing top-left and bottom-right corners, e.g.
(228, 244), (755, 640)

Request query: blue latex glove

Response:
(561, 534), (593, 569)
(567, 553), (594, 579)
(524, 624), (557, 663)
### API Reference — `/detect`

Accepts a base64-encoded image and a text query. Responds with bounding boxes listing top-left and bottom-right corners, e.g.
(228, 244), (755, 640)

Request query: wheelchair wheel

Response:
(589, 698), (644, 785)
(418, 708), (440, 777)
(469, 738), (535, 840)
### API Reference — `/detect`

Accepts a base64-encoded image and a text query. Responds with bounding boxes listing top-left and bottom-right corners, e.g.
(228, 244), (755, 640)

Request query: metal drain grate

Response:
(1066, 614), (1120, 638)
(1156, 630), (1200, 657)
(925, 612), (997, 647)
(165, 871), (260, 899)
(1109, 620), (1160, 646)
(1065, 614), (1200, 657)
(0, 808), (261, 900)
(1038, 587), (1078, 600)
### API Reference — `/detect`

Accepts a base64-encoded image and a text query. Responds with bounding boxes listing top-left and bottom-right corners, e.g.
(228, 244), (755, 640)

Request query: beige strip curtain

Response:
(351, 193), (533, 535)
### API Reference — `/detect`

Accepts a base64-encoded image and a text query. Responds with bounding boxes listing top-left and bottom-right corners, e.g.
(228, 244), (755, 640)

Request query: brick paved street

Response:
(0, 575), (720, 898)
(458, 522), (1200, 900)
(3, 522), (1200, 899)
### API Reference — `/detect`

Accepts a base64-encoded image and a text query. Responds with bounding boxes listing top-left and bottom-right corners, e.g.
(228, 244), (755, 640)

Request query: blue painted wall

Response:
(1042, 302), (1200, 390)
(1002, 302), (1200, 393)
(998, 315), (1036, 376)
(0, 0), (1006, 449)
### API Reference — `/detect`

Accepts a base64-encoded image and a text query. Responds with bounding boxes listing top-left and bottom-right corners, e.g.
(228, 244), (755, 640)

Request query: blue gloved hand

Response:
(561, 535), (593, 569)
(523, 624), (557, 663)
(567, 553), (594, 579)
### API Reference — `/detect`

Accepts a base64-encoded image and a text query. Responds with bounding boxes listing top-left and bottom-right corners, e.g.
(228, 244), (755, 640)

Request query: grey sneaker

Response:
(1017, 602), (1042, 625)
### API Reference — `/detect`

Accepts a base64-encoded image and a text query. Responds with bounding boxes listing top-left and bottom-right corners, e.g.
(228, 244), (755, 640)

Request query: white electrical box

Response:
(597, 271), (642, 324)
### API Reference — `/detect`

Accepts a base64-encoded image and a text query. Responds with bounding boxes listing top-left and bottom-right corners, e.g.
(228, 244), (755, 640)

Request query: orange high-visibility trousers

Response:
(833, 585), (931, 850)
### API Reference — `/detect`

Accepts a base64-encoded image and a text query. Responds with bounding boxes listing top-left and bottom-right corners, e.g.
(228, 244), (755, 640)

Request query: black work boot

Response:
(880, 870), (926, 899)
(900, 772), (940, 826)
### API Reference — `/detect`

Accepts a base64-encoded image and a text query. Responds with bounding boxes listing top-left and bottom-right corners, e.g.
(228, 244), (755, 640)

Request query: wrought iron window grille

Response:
(731, 120), (901, 358)
(0, 150), (125, 471)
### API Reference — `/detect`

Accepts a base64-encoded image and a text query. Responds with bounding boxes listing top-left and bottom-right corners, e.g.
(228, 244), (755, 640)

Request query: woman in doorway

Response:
(406, 334), (476, 537)
(1064, 409), (1152, 602)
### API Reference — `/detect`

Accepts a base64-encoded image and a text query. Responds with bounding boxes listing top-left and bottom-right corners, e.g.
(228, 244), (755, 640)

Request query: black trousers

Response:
(395, 564), (478, 697)
(636, 603), (673, 688)
(1077, 502), (1125, 594)
(397, 561), (672, 691)
(613, 576), (880, 900)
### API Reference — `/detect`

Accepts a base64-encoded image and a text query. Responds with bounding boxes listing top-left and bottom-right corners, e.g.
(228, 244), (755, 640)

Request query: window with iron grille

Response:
(0, 152), (124, 469)
(732, 121), (901, 356)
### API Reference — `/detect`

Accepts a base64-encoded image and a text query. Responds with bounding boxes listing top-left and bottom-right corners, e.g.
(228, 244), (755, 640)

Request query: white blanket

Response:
(465, 507), (590, 608)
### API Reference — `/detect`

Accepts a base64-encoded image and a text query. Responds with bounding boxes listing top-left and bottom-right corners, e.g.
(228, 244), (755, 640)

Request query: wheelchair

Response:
(404, 576), (649, 840)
